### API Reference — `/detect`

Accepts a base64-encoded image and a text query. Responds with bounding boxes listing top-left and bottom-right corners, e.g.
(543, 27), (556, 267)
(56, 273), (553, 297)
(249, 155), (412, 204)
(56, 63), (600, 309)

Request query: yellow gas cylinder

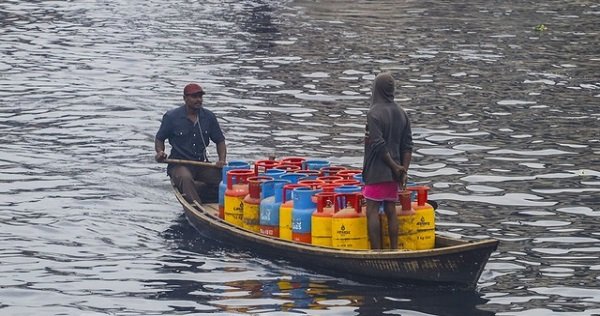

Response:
(397, 190), (417, 250)
(242, 176), (273, 232)
(331, 193), (369, 250)
(279, 183), (305, 240)
(224, 169), (254, 226)
(311, 192), (336, 247)
(408, 186), (435, 250)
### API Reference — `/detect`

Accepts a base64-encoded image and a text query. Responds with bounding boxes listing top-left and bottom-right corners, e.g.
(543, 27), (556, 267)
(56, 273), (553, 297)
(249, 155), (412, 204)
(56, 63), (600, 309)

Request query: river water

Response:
(1, 0), (599, 315)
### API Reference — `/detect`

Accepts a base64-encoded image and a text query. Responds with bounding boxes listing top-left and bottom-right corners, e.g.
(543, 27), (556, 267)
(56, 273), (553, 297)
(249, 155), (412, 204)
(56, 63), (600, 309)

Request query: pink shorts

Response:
(362, 181), (399, 202)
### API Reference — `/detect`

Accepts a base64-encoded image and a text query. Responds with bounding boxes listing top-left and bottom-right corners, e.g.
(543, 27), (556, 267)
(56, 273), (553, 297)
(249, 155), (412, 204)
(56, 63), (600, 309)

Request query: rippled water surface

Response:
(1, 0), (599, 315)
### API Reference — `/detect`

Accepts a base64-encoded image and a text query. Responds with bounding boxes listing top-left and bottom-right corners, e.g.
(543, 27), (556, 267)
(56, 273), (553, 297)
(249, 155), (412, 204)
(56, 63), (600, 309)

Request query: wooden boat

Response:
(173, 185), (499, 290)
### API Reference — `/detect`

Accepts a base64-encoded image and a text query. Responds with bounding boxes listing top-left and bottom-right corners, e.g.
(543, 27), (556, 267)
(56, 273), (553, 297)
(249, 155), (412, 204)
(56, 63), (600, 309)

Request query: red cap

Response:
(183, 83), (203, 95)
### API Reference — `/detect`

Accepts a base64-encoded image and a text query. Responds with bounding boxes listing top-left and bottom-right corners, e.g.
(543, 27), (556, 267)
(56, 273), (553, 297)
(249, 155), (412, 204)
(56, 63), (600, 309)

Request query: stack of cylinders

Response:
(331, 193), (369, 250)
(259, 179), (290, 237)
(219, 161), (250, 218)
(242, 176), (273, 232)
(291, 186), (321, 243)
(224, 169), (255, 226)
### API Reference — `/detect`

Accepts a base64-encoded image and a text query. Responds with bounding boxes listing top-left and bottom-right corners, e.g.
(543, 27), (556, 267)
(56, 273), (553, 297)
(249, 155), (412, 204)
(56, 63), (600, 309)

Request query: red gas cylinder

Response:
(279, 157), (306, 169)
(242, 176), (273, 232)
(316, 175), (344, 184)
(320, 165), (347, 177)
(333, 178), (361, 186)
(320, 183), (341, 193)
(337, 169), (362, 180)
(298, 179), (324, 189)
(254, 159), (280, 175)
(224, 169), (255, 226)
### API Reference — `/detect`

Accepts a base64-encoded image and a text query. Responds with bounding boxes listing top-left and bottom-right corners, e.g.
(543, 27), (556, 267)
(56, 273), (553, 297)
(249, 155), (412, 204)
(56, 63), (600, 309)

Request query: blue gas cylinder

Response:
(262, 168), (286, 179)
(292, 187), (321, 243)
(218, 160), (250, 218)
(280, 173), (308, 184)
(353, 173), (364, 185)
(259, 179), (290, 237)
(334, 185), (362, 194)
(303, 159), (330, 171)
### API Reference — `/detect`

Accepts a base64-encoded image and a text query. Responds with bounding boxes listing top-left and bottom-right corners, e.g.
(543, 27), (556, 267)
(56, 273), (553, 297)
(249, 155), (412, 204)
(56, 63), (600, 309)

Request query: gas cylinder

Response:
(316, 175), (344, 184)
(353, 173), (364, 185)
(259, 179), (290, 237)
(276, 164), (302, 173)
(224, 169), (255, 226)
(297, 179), (324, 189)
(254, 159), (280, 175)
(262, 168), (286, 179)
(397, 190), (417, 250)
(280, 173), (307, 184)
(319, 165), (347, 177)
(218, 160), (250, 219)
(294, 169), (321, 180)
(311, 192), (336, 247)
(242, 176), (273, 232)
(320, 183), (340, 193)
(337, 169), (362, 180)
(331, 193), (369, 250)
(279, 157), (306, 169)
(333, 179), (361, 186)
(292, 186), (321, 243)
(303, 159), (330, 171)
(333, 185), (362, 194)
(408, 186), (435, 250)
(279, 183), (306, 241)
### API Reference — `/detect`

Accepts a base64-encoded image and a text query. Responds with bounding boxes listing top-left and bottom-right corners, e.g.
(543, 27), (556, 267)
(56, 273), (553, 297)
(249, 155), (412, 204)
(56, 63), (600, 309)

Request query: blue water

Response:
(1, 0), (599, 315)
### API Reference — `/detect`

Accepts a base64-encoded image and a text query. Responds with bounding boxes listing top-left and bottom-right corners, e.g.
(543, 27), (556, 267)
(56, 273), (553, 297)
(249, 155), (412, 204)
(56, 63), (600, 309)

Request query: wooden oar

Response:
(163, 158), (221, 168)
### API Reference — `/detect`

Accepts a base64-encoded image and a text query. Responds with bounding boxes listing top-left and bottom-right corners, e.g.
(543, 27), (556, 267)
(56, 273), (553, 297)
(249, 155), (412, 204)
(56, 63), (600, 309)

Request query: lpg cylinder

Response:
(333, 185), (362, 194)
(254, 159), (280, 175)
(311, 192), (336, 247)
(294, 169), (321, 180)
(331, 193), (369, 250)
(319, 165), (347, 177)
(316, 175), (344, 184)
(337, 169), (362, 180)
(276, 164), (302, 173)
(397, 190), (417, 250)
(219, 160), (250, 219)
(279, 183), (306, 241)
(408, 186), (435, 250)
(292, 186), (321, 243)
(332, 178), (361, 186)
(279, 157), (306, 169)
(224, 169), (255, 226)
(303, 159), (330, 171)
(353, 173), (364, 185)
(263, 168), (286, 179)
(242, 176), (273, 232)
(280, 173), (307, 184)
(259, 179), (290, 237)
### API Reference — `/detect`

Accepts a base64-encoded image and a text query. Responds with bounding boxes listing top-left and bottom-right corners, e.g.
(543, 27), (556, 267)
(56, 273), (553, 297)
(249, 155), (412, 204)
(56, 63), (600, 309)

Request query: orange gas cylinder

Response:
(242, 176), (273, 232)
(279, 157), (306, 169)
(224, 169), (255, 226)
(319, 165), (347, 177)
(408, 186), (435, 250)
(279, 183), (307, 241)
(311, 192), (336, 247)
(254, 159), (280, 175)
(336, 169), (363, 180)
(331, 193), (369, 250)
(316, 175), (344, 184)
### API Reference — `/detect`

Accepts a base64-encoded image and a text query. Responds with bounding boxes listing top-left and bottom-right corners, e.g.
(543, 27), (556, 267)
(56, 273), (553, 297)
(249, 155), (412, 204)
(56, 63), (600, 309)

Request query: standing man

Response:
(155, 83), (227, 204)
(362, 72), (413, 249)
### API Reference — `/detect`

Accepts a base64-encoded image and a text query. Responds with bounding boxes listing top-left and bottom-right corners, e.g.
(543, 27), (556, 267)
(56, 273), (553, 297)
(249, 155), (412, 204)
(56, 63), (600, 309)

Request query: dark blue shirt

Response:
(155, 105), (225, 162)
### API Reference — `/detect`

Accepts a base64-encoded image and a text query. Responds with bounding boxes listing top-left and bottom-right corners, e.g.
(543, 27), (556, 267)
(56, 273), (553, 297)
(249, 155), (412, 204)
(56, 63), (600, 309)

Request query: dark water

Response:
(1, 0), (599, 315)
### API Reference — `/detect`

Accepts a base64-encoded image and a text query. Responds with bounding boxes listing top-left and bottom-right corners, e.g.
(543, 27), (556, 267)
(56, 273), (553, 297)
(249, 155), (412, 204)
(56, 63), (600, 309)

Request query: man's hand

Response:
(155, 151), (167, 162)
(215, 160), (227, 168)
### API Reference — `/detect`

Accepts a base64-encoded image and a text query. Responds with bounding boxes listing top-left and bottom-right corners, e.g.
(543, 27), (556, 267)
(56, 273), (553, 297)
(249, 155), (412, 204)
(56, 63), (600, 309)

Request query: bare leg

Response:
(384, 201), (398, 249)
(366, 199), (382, 249)
(170, 165), (201, 204)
